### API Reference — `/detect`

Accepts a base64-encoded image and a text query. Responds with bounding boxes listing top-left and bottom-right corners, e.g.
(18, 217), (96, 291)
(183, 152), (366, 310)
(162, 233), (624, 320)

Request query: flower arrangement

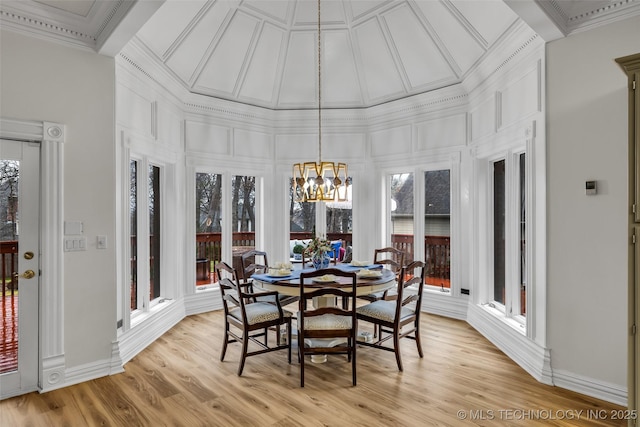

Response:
(305, 236), (332, 266)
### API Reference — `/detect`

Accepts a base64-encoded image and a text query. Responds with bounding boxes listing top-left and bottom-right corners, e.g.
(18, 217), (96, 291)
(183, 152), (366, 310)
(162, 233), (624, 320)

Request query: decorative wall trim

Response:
(117, 300), (185, 365)
(422, 293), (468, 320)
(42, 354), (65, 391)
(553, 369), (627, 407)
(553, 0), (640, 33)
(0, 9), (96, 46)
(184, 290), (223, 316)
(61, 358), (117, 392)
(1, 118), (66, 394)
(39, 128), (66, 392)
(467, 304), (553, 385)
(109, 341), (124, 375)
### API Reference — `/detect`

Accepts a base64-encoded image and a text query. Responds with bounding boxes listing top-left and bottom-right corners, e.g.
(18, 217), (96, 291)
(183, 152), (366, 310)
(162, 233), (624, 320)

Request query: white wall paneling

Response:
(185, 121), (231, 155)
(370, 125), (412, 158)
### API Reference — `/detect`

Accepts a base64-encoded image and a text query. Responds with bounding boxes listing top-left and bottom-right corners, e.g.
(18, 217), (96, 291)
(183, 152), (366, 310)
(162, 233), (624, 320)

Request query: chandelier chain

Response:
(317, 0), (322, 163)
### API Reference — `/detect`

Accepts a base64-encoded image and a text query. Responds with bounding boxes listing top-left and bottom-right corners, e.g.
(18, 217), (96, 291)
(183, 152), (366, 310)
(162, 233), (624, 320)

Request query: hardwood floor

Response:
(0, 310), (628, 426)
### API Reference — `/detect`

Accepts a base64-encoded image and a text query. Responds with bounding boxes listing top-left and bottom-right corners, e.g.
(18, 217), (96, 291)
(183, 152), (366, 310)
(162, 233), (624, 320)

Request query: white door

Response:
(0, 139), (40, 398)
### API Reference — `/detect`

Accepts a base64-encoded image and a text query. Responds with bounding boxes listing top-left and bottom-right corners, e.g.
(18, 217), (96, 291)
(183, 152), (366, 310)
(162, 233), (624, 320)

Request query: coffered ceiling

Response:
(2, 0), (639, 109)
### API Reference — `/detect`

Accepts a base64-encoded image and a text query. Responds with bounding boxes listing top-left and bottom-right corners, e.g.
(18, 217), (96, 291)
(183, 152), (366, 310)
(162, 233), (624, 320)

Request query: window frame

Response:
(118, 133), (178, 334)
(486, 149), (528, 326)
(129, 156), (168, 323)
(189, 165), (264, 293)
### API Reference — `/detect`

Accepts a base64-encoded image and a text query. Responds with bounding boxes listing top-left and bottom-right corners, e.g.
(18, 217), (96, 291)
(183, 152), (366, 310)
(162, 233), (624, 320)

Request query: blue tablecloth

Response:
(252, 263), (382, 284)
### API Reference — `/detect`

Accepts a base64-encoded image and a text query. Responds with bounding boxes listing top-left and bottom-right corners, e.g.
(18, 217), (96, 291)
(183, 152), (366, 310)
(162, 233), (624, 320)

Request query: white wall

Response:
(547, 15), (640, 398)
(0, 30), (117, 369)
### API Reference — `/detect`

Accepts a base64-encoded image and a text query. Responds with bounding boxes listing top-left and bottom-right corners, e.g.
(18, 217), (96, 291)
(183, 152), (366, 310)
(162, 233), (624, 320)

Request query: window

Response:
(488, 154), (526, 322)
(390, 173), (414, 261)
(129, 160), (164, 314)
(493, 160), (506, 305)
(518, 153), (526, 317)
(424, 170), (451, 292)
(232, 175), (256, 247)
(195, 172), (222, 286)
(130, 160), (138, 310)
(149, 165), (161, 301)
(289, 177), (316, 240)
(326, 177), (352, 259)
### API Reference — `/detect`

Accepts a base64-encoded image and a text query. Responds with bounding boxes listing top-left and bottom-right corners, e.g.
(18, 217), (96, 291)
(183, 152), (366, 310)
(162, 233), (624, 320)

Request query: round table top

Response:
(252, 267), (396, 297)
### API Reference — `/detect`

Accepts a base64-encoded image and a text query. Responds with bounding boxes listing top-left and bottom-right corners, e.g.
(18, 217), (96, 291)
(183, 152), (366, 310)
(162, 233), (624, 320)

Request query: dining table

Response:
(252, 263), (396, 363)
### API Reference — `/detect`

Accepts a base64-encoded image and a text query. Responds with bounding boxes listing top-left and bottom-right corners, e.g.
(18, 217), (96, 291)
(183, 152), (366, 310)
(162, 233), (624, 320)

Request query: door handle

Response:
(15, 270), (36, 280)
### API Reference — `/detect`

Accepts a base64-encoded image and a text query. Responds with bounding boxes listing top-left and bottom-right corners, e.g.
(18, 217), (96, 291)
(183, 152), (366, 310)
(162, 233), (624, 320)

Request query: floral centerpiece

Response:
(306, 236), (332, 270)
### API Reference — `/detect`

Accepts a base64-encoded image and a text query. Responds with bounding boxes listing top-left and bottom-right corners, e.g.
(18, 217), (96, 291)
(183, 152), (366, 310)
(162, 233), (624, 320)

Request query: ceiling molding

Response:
(3, 0), (640, 110)
(0, 7), (97, 50)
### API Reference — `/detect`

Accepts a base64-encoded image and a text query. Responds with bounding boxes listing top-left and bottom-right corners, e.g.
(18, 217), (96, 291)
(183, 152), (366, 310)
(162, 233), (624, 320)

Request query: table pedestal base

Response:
(311, 355), (327, 363)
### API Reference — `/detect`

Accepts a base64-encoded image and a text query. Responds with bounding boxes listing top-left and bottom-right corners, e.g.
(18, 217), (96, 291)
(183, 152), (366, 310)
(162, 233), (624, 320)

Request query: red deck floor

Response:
(1, 294), (18, 374)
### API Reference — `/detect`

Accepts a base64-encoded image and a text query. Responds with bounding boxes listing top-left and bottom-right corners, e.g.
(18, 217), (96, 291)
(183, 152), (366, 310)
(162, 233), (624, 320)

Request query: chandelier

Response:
(293, 0), (349, 203)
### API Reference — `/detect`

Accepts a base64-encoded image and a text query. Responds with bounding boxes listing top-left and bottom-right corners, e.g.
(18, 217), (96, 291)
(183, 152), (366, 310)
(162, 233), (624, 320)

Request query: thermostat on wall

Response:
(585, 180), (597, 195)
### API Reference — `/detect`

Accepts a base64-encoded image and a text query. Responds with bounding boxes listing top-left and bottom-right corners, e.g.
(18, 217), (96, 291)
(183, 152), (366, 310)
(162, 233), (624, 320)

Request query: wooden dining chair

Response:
(355, 261), (426, 371)
(297, 268), (358, 387)
(216, 262), (292, 376)
(357, 247), (405, 303)
(240, 249), (299, 307)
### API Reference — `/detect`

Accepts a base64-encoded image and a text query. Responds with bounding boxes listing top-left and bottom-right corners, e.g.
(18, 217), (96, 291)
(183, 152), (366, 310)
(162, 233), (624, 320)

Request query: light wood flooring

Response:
(0, 310), (628, 426)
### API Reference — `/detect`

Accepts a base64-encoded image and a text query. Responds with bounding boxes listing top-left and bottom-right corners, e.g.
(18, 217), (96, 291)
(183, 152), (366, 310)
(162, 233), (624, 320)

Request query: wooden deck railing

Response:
(1, 240), (18, 295)
(1, 240), (19, 374)
(193, 232), (449, 282)
(424, 236), (450, 281)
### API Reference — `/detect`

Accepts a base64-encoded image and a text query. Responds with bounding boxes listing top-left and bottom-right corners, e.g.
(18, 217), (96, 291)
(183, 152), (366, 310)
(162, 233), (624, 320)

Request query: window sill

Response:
(131, 297), (176, 329)
(480, 303), (526, 335)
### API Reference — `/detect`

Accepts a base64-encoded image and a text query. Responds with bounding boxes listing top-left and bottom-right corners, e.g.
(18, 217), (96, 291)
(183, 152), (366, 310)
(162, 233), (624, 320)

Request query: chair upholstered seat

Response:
(356, 300), (413, 323)
(297, 312), (352, 330)
(241, 250), (299, 307)
(297, 268), (358, 387)
(216, 261), (292, 376)
(355, 261), (426, 372)
(230, 303), (293, 325)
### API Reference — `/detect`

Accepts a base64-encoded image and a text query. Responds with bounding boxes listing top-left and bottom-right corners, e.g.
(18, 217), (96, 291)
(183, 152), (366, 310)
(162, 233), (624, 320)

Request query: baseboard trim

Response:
(467, 303), (553, 384)
(553, 369), (627, 407)
(184, 287), (222, 316)
(117, 299), (185, 365)
(422, 291), (468, 320)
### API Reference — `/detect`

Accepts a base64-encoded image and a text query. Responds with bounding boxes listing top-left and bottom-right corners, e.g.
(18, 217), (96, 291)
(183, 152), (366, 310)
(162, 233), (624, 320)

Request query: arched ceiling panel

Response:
(135, 0), (206, 59)
(194, 11), (260, 95)
(383, 3), (457, 90)
(238, 22), (286, 105)
(348, 0), (394, 22)
(353, 17), (406, 102)
(278, 31), (317, 107)
(161, 1), (233, 85)
(413, 0), (485, 73)
(449, 0), (518, 46)
(322, 30), (364, 106)
(6, 0), (639, 104)
(243, 0), (292, 25)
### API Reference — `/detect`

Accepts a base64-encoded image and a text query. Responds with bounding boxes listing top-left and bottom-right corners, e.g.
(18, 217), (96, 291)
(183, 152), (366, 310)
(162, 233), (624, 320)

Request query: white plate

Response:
(267, 271), (291, 278)
(350, 261), (370, 267)
(357, 270), (382, 279)
(312, 275), (336, 283)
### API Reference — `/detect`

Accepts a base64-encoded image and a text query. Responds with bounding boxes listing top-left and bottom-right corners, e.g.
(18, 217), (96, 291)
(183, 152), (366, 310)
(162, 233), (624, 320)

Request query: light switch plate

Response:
(64, 237), (87, 252)
(64, 221), (83, 235)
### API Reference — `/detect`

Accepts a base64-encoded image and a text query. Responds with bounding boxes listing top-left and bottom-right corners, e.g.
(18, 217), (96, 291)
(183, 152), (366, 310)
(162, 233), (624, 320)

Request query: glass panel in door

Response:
(0, 140), (39, 397)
